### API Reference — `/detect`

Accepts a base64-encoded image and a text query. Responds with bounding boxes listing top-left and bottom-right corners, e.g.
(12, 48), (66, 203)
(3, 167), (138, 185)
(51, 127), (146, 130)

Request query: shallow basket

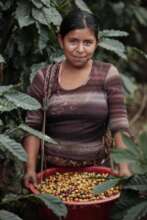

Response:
(28, 166), (120, 220)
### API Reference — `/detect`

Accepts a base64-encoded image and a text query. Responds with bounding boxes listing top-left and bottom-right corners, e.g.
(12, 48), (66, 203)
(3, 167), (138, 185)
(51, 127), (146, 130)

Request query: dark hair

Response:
(59, 9), (99, 40)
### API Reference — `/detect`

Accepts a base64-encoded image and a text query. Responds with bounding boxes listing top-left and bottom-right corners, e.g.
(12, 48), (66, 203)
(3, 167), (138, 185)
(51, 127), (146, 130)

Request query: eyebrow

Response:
(68, 37), (95, 41)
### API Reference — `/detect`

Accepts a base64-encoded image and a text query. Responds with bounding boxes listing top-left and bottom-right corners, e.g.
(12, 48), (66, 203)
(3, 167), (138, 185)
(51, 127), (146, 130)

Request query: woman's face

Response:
(58, 28), (98, 67)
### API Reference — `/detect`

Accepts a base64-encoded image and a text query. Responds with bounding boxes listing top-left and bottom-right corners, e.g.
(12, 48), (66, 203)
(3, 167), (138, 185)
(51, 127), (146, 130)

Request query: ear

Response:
(58, 34), (64, 49)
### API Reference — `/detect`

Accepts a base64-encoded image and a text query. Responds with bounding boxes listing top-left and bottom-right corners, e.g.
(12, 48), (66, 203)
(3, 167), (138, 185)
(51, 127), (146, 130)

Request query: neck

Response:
(63, 59), (92, 73)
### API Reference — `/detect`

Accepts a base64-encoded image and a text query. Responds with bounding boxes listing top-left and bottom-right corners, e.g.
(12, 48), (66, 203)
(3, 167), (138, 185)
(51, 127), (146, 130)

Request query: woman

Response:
(23, 9), (131, 187)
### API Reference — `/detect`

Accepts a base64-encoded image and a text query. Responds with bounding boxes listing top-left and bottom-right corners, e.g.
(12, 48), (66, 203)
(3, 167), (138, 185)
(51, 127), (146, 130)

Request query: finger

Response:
(32, 176), (37, 186)
(111, 167), (119, 176)
(24, 175), (34, 188)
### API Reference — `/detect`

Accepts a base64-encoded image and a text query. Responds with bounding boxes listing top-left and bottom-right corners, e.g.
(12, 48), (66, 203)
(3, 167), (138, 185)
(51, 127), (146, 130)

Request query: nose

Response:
(76, 43), (84, 53)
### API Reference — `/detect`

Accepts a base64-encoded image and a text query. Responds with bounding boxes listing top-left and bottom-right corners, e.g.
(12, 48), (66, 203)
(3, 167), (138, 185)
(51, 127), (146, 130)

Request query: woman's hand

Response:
(118, 163), (132, 176)
(24, 170), (37, 188)
(113, 132), (132, 177)
(114, 162), (132, 177)
(23, 135), (40, 188)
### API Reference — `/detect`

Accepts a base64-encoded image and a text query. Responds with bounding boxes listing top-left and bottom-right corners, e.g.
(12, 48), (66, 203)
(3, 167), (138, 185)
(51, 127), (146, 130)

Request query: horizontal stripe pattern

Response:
(25, 60), (130, 160)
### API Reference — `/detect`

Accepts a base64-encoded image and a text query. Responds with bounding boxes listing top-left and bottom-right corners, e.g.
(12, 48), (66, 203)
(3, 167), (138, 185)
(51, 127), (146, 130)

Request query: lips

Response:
(73, 56), (87, 59)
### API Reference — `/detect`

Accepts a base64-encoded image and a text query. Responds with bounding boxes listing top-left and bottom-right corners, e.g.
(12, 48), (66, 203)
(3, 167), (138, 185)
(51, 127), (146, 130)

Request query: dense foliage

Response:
(93, 130), (147, 220)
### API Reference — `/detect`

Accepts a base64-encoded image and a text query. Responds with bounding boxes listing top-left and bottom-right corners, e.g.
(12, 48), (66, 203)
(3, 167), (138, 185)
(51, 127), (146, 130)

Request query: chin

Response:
(73, 63), (87, 68)
(71, 59), (90, 68)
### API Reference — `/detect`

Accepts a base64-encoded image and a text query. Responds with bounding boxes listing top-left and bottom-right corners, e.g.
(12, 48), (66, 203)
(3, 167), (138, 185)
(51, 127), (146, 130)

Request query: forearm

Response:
(23, 135), (40, 172)
(113, 131), (127, 149)
(113, 131), (131, 176)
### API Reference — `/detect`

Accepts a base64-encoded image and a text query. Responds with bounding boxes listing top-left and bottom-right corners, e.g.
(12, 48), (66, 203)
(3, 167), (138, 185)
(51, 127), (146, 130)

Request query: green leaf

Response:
(99, 30), (128, 38)
(43, 7), (62, 26)
(36, 25), (50, 51)
(40, 0), (51, 7)
(5, 91), (41, 110)
(0, 85), (14, 95)
(0, 119), (3, 126)
(52, 55), (65, 63)
(123, 174), (147, 191)
(0, 210), (23, 220)
(0, 98), (17, 112)
(31, 0), (43, 9)
(128, 47), (147, 59)
(111, 148), (139, 163)
(32, 6), (62, 26)
(133, 6), (147, 26)
(15, 1), (34, 28)
(111, 132), (147, 174)
(139, 132), (147, 160)
(100, 38), (125, 52)
(52, 0), (72, 11)
(130, 162), (147, 174)
(111, 2), (125, 16)
(121, 133), (140, 156)
(123, 201), (147, 220)
(75, 0), (92, 13)
(0, 1), (3, 7)
(0, 134), (27, 162)
(99, 38), (127, 59)
(93, 177), (121, 195)
(124, 184), (147, 192)
(1, 1), (13, 11)
(28, 193), (67, 218)
(30, 62), (47, 83)
(111, 190), (143, 220)
(19, 124), (57, 145)
(111, 151), (147, 174)
(32, 8), (48, 25)
(121, 74), (137, 95)
(143, 125), (147, 132)
(0, 54), (5, 63)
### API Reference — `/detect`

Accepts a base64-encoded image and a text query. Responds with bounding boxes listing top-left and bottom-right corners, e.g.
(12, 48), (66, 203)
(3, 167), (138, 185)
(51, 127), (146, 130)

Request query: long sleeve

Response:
(104, 65), (130, 135)
(25, 69), (45, 130)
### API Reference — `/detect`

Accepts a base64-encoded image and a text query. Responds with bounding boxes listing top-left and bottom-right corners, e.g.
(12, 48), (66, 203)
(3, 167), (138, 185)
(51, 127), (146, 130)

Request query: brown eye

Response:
(69, 39), (78, 44)
(84, 40), (93, 46)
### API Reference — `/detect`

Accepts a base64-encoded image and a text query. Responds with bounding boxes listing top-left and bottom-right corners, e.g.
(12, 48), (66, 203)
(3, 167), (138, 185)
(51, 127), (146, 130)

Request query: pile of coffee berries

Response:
(37, 172), (120, 202)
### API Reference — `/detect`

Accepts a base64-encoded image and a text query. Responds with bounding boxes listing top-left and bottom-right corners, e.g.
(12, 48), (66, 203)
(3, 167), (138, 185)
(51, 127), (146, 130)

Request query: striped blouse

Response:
(26, 60), (130, 161)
